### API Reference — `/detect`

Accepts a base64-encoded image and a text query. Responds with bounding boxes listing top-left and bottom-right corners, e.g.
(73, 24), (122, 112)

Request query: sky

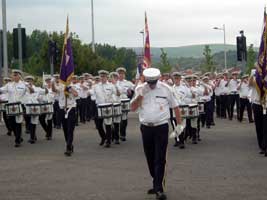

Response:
(0, 0), (266, 47)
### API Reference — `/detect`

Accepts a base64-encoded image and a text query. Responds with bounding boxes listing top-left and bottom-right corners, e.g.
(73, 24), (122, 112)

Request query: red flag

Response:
(143, 12), (151, 68)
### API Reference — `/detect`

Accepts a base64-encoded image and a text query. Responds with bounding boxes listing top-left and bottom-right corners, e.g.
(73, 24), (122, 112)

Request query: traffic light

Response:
(48, 40), (59, 64)
(13, 27), (27, 59)
(236, 35), (247, 61)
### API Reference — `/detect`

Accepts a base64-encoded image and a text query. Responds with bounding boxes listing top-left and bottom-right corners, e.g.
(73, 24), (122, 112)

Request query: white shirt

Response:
(250, 79), (261, 105)
(199, 84), (212, 102)
(219, 79), (229, 95)
(0, 80), (28, 103)
(134, 82), (179, 124)
(93, 82), (118, 105)
(116, 79), (135, 99)
(228, 79), (239, 93)
(78, 82), (89, 99)
(55, 84), (77, 109)
(238, 82), (250, 99)
(173, 84), (188, 105)
(191, 85), (204, 103)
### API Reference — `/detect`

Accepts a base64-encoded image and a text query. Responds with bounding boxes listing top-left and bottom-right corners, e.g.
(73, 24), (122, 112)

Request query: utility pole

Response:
(91, 0), (95, 53)
(2, 0), (8, 76)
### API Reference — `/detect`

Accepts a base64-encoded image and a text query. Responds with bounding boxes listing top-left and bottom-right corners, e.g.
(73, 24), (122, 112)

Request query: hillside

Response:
(131, 44), (238, 58)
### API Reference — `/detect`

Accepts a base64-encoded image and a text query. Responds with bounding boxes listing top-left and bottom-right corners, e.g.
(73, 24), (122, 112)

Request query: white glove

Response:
(169, 120), (186, 139)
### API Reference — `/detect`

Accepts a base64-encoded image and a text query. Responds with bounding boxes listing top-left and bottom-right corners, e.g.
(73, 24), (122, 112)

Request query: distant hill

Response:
(131, 44), (238, 58)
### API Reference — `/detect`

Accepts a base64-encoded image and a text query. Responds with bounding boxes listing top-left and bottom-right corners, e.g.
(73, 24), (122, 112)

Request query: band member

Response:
(172, 72), (190, 148)
(116, 67), (135, 141)
(226, 71), (240, 120)
(70, 75), (81, 126)
(92, 70), (119, 147)
(52, 79), (78, 156)
(78, 75), (89, 124)
(24, 75), (45, 144)
(39, 76), (55, 140)
(83, 73), (93, 121)
(219, 71), (230, 119)
(214, 73), (223, 118)
(131, 67), (182, 200)
(0, 77), (13, 136)
(0, 70), (32, 147)
(249, 68), (267, 156)
(52, 74), (62, 129)
(109, 72), (122, 144)
(199, 76), (213, 129)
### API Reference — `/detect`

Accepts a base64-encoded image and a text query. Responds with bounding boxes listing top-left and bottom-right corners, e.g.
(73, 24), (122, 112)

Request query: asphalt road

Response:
(0, 114), (266, 200)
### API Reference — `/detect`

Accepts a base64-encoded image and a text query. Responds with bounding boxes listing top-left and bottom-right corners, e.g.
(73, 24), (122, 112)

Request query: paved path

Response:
(0, 115), (266, 200)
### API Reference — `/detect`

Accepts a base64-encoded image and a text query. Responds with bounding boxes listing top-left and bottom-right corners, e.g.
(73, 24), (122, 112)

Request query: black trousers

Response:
(95, 117), (112, 144)
(91, 100), (97, 120)
(120, 118), (128, 139)
(211, 94), (215, 123)
(79, 98), (87, 123)
(24, 115), (31, 133)
(239, 98), (253, 122)
(86, 96), (92, 120)
(39, 114), (53, 138)
(8, 116), (22, 144)
(220, 95), (230, 118)
(3, 112), (12, 133)
(140, 123), (168, 193)
(215, 95), (221, 117)
(252, 104), (267, 151)
(53, 101), (61, 128)
(29, 123), (37, 141)
(200, 101), (212, 126)
(60, 108), (76, 150)
(229, 94), (240, 120)
(112, 123), (120, 141)
(75, 99), (81, 125)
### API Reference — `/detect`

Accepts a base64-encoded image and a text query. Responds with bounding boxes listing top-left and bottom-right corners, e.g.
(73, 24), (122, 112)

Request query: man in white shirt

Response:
(0, 77), (12, 136)
(249, 69), (267, 156)
(219, 72), (230, 118)
(131, 68), (182, 200)
(52, 74), (62, 129)
(93, 70), (119, 147)
(214, 74), (223, 117)
(52, 77), (78, 156)
(116, 67), (135, 141)
(78, 76), (89, 124)
(0, 70), (31, 147)
(237, 75), (253, 123)
(226, 71), (240, 120)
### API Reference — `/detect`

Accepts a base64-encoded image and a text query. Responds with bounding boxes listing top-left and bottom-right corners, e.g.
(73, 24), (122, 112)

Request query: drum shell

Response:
(179, 105), (189, 118)
(198, 102), (205, 114)
(0, 101), (8, 112)
(25, 104), (41, 116)
(121, 98), (130, 112)
(5, 102), (23, 116)
(113, 103), (122, 117)
(188, 104), (199, 118)
(40, 103), (54, 114)
(97, 103), (113, 119)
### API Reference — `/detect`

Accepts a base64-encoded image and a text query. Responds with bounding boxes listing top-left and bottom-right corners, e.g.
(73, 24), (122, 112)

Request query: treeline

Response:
(6, 30), (137, 79)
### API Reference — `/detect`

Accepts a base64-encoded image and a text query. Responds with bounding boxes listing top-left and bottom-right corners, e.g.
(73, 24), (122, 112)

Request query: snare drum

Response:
(121, 98), (130, 112)
(97, 103), (113, 119)
(113, 103), (122, 117)
(5, 102), (23, 116)
(188, 104), (199, 118)
(25, 104), (41, 116)
(179, 105), (189, 118)
(40, 102), (54, 114)
(198, 101), (205, 114)
(0, 101), (8, 112)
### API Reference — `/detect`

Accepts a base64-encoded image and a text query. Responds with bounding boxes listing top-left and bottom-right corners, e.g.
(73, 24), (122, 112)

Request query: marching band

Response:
(0, 68), (257, 154)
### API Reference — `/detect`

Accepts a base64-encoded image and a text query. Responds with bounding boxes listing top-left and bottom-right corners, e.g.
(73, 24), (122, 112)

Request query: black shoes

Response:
(64, 150), (72, 157)
(147, 188), (156, 194)
(7, 131), (12, 136)
(28, 139), (35, 144)
(156, 192), (167, 200)
(104, 143), (110, 148)
(99, 139), (105, 146)
(179, 144), (185, 149)
(14, 143), (21, 148)
(115, 140), (120, 144)
(206, 125), (211, 129)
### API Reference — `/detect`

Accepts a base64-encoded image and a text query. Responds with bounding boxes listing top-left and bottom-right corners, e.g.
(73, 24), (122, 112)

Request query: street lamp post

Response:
(91, 0), (95, 53)
(2, 0), (8, 77)
(213, 24), (227, 70)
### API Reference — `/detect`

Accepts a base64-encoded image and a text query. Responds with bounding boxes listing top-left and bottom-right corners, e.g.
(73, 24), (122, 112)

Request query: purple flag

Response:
(256, 9), (267, 99)
(60, 17), (75, 85)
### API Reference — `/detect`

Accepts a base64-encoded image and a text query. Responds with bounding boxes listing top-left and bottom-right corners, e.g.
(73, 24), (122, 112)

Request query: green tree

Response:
(246, 44), (257, 74)
(159, 48), (172, 73)
(200, 45), (215, 73)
